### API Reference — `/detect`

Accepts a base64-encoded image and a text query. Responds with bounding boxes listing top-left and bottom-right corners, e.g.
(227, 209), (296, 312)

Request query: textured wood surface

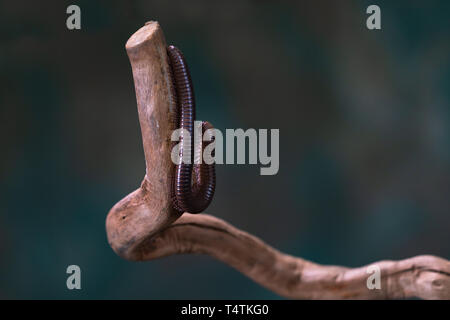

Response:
(106, 22), (181, 260)
(106, 21), (450, 299)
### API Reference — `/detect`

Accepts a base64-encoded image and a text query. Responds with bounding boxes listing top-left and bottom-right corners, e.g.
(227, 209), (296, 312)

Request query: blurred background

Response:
(0, 0), (449, 299)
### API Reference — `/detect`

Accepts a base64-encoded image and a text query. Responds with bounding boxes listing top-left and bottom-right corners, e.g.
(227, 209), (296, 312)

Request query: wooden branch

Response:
(106, 21), (450, 300)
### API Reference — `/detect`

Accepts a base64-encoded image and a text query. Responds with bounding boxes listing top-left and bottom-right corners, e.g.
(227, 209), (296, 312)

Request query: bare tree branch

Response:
(106, 21), (450, 300)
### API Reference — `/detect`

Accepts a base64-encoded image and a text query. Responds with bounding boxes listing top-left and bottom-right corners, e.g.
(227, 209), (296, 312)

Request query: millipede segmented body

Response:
(167, 45), (216, 213)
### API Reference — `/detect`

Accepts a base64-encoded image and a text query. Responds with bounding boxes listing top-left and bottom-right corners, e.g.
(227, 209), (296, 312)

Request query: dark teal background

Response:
(0, 0), (449, 299)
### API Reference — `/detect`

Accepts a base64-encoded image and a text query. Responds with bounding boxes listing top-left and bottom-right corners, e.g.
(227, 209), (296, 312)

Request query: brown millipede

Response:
(167, 45), (216, 213)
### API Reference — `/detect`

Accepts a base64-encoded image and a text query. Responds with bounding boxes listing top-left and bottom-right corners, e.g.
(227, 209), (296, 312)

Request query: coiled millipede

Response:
(167, 45), (216, 214)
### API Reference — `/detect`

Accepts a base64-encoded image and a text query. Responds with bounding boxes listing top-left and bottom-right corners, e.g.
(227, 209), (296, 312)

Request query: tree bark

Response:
(106, 21), (450, 300)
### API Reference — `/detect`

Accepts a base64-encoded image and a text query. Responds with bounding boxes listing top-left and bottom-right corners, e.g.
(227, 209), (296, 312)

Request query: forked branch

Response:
(106, 21), (450, 300)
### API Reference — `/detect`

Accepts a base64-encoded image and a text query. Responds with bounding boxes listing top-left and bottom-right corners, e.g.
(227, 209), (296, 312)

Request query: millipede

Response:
(166, 45), (216, 213)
